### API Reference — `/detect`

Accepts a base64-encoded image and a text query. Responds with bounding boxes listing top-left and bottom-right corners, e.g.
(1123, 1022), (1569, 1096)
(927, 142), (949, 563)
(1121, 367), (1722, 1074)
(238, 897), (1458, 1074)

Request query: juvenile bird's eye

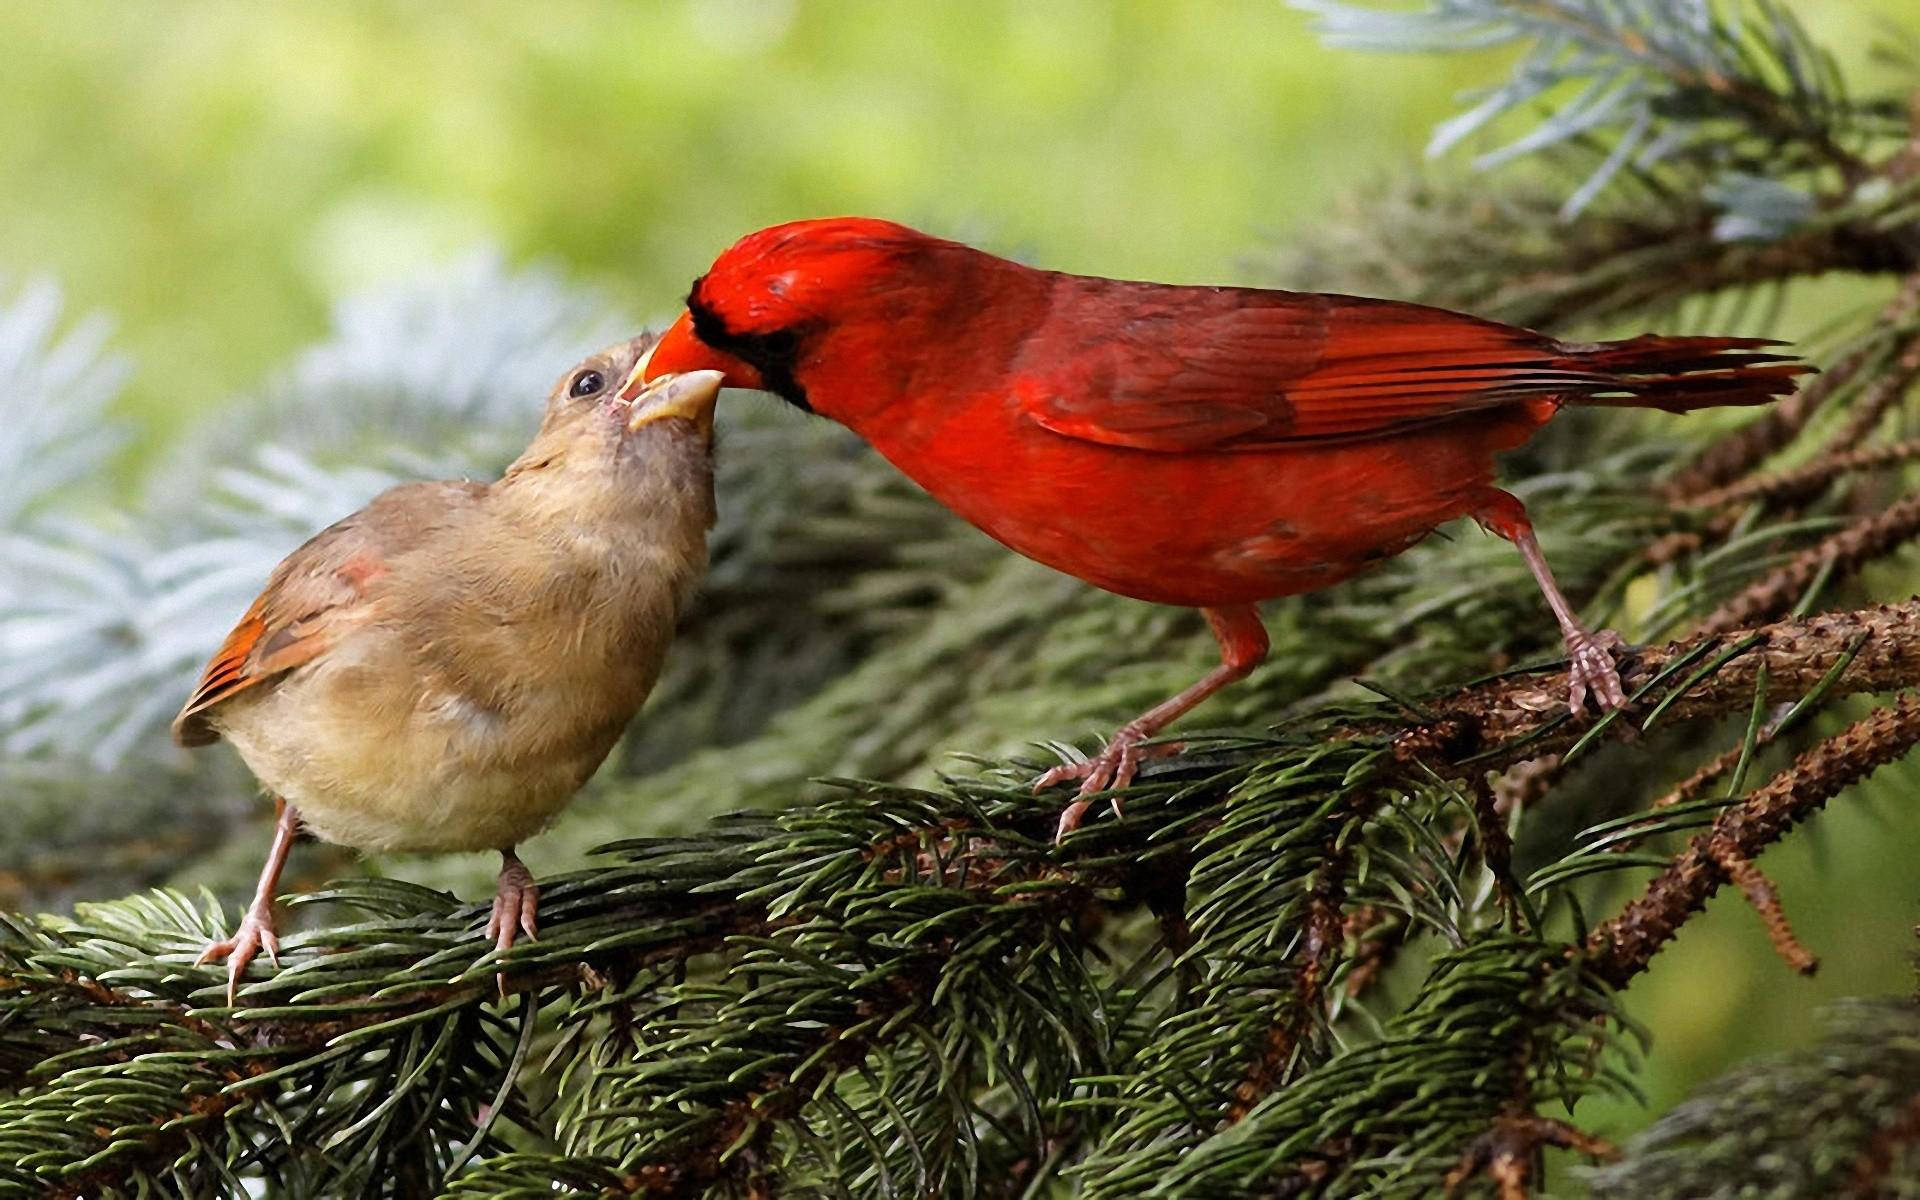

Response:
(568, 370), (605, 399)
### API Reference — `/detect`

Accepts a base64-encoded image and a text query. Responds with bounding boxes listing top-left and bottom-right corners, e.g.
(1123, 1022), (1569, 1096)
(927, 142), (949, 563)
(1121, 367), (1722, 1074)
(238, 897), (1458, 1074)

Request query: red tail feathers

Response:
(1556, 334), (1810, 413)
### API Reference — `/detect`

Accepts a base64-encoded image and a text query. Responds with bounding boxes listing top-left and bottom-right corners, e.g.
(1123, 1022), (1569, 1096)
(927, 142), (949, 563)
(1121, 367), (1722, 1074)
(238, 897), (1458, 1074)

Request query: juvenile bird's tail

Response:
(1554, 334), (1809, 413)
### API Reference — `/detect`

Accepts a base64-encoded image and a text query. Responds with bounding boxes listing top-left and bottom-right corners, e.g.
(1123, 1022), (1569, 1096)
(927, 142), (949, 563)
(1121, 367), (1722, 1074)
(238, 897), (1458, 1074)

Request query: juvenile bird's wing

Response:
(1018, 286), (1790, 451)
(171, 481), (484, 746)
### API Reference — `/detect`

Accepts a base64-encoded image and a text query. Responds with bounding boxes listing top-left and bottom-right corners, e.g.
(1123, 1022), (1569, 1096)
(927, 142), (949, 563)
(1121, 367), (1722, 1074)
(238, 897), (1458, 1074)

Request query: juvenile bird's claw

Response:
(1036, 731), (1184, 841)
(1566, 628), (1628, 714)
(198, 904), (281, 1006)
(486, 853), (539, 997)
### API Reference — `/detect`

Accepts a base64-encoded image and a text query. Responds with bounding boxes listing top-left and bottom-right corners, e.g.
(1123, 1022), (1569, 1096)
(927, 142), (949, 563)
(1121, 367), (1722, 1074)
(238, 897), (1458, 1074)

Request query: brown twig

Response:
(1644, 507), (1742, 567)
(1340, 905), (1402, 998)
(1643, 528), (1704, 566)
(1665, 272), (1920, 499)
(1470, 772), (1525, 926)
(1402, 601), (1920, 774)
(1820, 330), (1920, 452)
(1227, 851), (1348, 1122)
(1657, 743), (1748, 812)
(1643, 704), (1804, 826)
(1443, 1114), (1619, 1200)
(1685, 435), (1920, 511)
(1712, 847), (1819, 974)
(1664, 341), (1877, 500)
(1586, 691), (1920, 987)
(1848, 1092), (1920, 1198)
(1696, 492), (1920, 635)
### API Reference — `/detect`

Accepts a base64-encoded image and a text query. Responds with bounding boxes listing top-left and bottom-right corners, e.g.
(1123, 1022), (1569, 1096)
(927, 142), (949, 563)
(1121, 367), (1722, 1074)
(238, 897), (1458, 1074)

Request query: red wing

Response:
(170, 481), (479, 747)
(1017, 289), (1777, 451)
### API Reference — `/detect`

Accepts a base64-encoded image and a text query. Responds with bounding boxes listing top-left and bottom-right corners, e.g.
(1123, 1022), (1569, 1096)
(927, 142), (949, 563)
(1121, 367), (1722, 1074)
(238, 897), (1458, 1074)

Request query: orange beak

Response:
(620, 310), (764, 400)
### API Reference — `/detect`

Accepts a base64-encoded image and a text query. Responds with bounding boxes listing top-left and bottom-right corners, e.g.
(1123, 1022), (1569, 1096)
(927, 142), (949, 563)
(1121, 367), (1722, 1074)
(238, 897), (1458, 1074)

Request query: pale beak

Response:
(620, 368), (725, 434)
(619, 336), (661, 400)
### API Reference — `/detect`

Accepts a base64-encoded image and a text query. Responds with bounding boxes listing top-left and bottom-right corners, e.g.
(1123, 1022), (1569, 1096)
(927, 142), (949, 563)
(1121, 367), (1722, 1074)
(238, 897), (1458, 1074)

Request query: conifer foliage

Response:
(3, 2), (1920, 1195)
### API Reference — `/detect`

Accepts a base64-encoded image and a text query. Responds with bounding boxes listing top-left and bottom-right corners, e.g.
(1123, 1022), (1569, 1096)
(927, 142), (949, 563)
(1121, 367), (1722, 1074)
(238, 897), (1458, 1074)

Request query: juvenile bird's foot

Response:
(200, 796), (299, 1005)
(1036, 728), (1184, 841)
(198, 901), (280, 1006)
(487, 851), (539, 953)
(1565, 628), (1628, 714)
(485, 850), (538, 995)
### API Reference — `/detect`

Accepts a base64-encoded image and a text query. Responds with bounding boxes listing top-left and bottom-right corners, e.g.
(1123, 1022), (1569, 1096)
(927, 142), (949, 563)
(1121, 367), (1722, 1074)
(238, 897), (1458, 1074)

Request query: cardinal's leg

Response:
(199, 795), (299, 1005)
(1039, 603), (1269, 840)
(1472, 488), (1627, 713)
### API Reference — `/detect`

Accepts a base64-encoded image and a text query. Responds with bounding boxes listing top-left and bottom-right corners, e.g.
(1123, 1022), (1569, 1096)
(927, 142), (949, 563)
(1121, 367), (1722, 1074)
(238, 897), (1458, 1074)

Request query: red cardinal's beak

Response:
(620, 310), (764, 400)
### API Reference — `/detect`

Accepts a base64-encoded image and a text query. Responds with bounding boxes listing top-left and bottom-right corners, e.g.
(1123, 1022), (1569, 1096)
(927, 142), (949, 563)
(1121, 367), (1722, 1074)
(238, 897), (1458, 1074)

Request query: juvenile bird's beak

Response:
(620, 368), (726, 435)
(628, 310), (766, 391)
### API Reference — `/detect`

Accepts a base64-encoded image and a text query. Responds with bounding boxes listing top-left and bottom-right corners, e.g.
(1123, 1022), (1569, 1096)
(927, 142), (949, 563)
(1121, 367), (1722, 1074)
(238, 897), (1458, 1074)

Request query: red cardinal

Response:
(632, 217), (1805, 837)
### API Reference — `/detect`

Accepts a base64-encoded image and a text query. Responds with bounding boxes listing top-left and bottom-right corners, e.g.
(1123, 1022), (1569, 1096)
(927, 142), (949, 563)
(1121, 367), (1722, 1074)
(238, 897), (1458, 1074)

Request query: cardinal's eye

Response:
(568, 370), (605, 399)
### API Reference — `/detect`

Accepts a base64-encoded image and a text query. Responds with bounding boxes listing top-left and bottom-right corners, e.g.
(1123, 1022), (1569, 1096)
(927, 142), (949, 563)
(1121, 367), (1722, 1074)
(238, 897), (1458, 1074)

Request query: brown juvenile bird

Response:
(172, 335), (723, 1001)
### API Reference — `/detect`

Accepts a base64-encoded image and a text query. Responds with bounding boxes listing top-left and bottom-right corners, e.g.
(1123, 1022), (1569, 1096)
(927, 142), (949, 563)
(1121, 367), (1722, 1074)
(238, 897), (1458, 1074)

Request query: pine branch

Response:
(1665, 267), (1920, 497)
(1269, 3), (1920, 343)
(1585, 1000), (1920, 1198)
(1585, 690), (1920, 986)
(3, 6), (1916, 1194)
(1, 596), (1912, 1194)
(0, 278), (128, 528)
(1266, 166), (1919, 331)
(1296, 0), (1895, 208)
(1683, 434), (1920, 511)
(1078, 937), (1626, 1199)
(0, 834), (767, 1196)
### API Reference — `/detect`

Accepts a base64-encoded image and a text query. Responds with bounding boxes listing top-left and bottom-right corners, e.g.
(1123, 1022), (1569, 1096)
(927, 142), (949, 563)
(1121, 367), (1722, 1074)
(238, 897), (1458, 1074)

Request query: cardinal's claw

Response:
(1037, 734), (1185, 841)
(1565, 628), (1628, 714)
(198, 904), (281, 1006)
(1052, 796), (1098, 842)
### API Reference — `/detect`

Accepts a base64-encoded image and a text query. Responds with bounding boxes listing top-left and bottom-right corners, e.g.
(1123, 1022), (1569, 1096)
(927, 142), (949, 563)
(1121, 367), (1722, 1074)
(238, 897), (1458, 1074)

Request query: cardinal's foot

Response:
(486, 852), (540, 956)
(1036, 732), (1183, 841)
(198, 902), (281, 1006)
(1565, 628), (1628, 714)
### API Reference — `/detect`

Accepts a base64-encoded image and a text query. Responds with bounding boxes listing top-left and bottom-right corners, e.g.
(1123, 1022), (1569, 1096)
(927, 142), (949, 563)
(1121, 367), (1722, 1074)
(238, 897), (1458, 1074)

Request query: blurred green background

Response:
(1, 0), (1914, 1150)
(0, 0), (1537, 430)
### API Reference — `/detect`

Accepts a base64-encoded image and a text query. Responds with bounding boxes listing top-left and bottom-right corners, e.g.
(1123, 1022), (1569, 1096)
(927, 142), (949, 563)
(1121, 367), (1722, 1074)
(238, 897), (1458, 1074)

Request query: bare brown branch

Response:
(1820, 331), (1920, 453)
(1652, 742), (1749, 811)
(1401, 601), (1920, 775)
(1586, 691), (1920, 987)
(1713, 848), (1819, 975)
(1686, 436), (1920, 511)
(1697, 493), (1920, 635)
(1443, 1114), (1619, 1200)
(1666, 272), (1920, 499)
(1848, 1092), (1920, 1198)
(1227, 851), (1348, 1122)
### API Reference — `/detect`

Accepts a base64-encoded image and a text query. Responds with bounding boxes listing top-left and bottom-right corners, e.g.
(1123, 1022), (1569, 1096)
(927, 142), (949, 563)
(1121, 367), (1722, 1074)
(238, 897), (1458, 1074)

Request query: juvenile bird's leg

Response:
(1039, 603), (1269, 840)
(486, 849), (539, 955)
(199, 795), (299, 1005)
(1472, 488), (1627, 713)
(486, 849), (539, 997)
